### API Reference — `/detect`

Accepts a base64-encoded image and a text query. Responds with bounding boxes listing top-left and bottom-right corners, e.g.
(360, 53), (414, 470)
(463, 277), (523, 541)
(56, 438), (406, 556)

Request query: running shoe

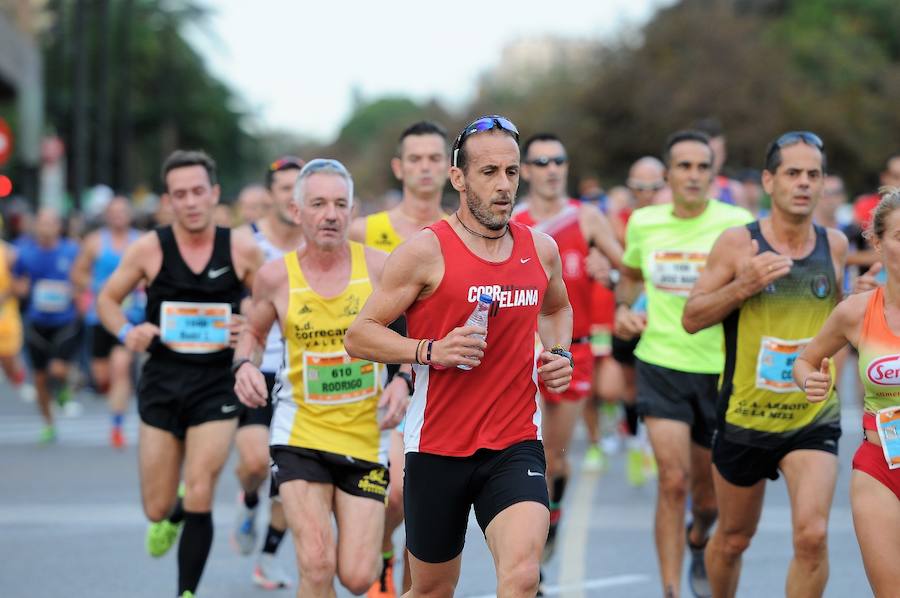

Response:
(581, 444), (607, 473)
(253, 553), (292, 590)
(180, 592), (194, 598)
(366, 556), (395, 597)
(686, 523), (712, 598)
(39, 425), (57, 444)
(19, 382), (36, 403)
(110, 426), (125, 449)
(232, 492), (258, 555)
(56, 385), (71, 408)
(146, 519), (181, 557)
(626, 445), (646, 487)
(542, 509), (561, 563)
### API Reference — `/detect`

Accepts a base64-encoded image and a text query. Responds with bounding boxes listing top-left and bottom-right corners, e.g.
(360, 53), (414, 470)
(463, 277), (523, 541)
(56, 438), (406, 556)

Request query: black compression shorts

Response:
(404, 439), (549, 564)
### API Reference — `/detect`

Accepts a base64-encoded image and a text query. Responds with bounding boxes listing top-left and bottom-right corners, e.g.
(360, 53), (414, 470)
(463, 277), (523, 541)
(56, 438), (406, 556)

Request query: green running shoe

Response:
(581, 444), (607, 473)
(626, 445), (646, 487)
(56, 385), (71, 408)
(39, 425), (57, 445)
(146, 518), (182, 558)
(180, 592), (194, 598)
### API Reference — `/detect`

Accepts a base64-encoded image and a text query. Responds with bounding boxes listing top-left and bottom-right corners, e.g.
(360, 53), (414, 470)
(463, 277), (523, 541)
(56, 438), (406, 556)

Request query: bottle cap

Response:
(479, 293), (493, 304)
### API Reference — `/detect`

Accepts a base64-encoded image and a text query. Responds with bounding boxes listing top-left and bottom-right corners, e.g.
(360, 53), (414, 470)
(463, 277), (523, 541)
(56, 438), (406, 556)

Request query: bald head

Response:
(627, 156), (666, 208)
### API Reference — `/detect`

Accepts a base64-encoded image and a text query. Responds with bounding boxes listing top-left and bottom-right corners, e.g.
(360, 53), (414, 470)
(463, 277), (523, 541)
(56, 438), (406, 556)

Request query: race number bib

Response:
(875, 406), (900, 470)
(32, 279), (72, 313)
(160, 301), (230, 353)
(650, 251), (707, 297)
(303, 351), (378, 405)
(756, 336), (809, 393)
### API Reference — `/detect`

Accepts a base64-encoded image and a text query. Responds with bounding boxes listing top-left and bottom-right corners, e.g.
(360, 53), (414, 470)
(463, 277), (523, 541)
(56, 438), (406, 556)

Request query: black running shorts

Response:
(238, 372), (275, 428)
(25, 320), (82, 371)
(635, 358), (718, 448)
(137, 358), (240, 439)
(404, 439), (549, 564)
(713, 424), (841, 487)
(270, 445), (388, 503)
(90, 323), (121, 359)
(611, 335), (639, 366)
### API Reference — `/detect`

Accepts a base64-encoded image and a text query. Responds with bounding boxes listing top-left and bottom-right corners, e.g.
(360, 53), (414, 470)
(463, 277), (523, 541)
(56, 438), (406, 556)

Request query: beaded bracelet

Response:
(415, 338), (428, 365)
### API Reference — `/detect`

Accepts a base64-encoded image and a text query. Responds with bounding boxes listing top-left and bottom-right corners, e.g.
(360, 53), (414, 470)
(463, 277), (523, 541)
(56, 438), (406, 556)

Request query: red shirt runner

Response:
(513, 201), (597, 400)
(405, 220), (548, 456)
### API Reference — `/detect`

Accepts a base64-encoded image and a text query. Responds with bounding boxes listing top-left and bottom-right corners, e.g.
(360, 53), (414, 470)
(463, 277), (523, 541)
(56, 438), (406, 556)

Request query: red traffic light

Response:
(0, 175), (11, 198)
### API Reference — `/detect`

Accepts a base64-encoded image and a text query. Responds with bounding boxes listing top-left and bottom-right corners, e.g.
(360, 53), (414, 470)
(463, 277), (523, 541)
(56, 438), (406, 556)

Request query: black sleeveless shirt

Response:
(145, 226), (243, 365)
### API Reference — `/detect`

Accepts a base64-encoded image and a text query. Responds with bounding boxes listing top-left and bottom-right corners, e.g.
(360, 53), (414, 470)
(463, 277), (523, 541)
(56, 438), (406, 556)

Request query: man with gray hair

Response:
(234, 158), (409, 597)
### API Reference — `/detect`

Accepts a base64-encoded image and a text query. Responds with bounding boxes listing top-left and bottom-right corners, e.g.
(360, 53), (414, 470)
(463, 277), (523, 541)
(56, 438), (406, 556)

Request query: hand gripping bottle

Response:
(458, 293), (492, 370)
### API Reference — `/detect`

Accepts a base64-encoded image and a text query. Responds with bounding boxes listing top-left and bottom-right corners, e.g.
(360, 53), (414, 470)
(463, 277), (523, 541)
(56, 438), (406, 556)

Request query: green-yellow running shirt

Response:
(719, 222), (840, 447)
(622, 199), (753, 374)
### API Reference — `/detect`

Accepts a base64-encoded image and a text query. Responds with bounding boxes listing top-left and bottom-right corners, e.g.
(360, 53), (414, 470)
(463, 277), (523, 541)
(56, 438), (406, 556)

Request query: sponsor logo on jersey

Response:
(867, 355), (900, 386)
(810, 273), (831, 299)
(466, 285), (540, 316)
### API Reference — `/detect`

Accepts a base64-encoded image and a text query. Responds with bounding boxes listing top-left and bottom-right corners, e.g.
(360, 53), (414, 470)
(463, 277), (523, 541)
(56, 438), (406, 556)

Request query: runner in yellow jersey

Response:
(0, 234), (26, 391)
(684, 132), (846, 598)
(348, 120), (450, 598)
(234, 159), (408, 597)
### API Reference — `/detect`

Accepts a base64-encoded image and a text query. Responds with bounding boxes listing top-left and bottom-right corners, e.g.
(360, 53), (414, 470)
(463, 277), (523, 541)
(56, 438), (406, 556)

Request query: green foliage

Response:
(42, 0), (261, 198)
(455, 0), (900, 194)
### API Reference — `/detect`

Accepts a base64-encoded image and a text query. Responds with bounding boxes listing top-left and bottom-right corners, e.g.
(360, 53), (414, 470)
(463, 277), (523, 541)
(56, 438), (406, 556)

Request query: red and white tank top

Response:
(513, 200), (591, 339)
(405, 220), (549, 456)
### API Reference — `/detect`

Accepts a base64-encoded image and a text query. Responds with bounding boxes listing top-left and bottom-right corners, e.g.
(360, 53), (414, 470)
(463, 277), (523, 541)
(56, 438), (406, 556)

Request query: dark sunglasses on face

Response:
(628, 180), (665, 192)
(527, 156), (568, 167)
(452, 115), (520, 167)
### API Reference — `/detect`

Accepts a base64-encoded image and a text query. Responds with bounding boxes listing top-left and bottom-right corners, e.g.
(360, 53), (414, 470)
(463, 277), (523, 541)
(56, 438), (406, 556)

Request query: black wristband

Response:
(231, 358), (254, 376)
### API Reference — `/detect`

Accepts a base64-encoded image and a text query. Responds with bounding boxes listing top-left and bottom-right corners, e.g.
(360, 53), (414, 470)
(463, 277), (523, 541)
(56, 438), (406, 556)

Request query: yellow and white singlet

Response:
(270, 242), (389, 464)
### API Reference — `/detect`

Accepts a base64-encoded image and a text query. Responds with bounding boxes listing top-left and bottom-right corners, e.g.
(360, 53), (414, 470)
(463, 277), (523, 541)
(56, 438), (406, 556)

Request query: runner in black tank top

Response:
(139, 225), (243, 425)
(96, 150), (264, 597)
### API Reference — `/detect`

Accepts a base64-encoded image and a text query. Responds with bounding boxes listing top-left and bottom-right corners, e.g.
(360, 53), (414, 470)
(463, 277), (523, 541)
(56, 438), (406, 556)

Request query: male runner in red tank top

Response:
(346, 115), (574, 598)
(511, 132), (623, 566)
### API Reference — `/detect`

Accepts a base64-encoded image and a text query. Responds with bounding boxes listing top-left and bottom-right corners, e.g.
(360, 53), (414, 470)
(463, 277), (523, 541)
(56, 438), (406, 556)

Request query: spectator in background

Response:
(854, 153), (900, 234)
(737, 169), (766, 218)
(213, 203), (235, 228)
(578, 175), (607, 212)
(236, 184), (270, 225)
(693, 117), (746, 209)
(851, 154), (900, 279)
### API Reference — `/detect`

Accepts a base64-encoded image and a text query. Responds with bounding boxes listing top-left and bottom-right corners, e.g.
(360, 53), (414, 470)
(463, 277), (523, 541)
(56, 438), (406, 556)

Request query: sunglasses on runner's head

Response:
(765, 131), (824, 165)
(526, 156), (568, 167)
(627, 180), (665, 192)
(452, 115), (520, 167)
(269, 156), (305, 172)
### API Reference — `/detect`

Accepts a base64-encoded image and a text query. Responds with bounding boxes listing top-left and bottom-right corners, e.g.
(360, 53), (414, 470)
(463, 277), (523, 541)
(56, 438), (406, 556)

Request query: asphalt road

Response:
(0, 377), (872, 598)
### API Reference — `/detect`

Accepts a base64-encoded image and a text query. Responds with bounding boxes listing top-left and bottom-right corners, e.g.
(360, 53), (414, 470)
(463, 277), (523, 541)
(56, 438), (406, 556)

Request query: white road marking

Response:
(463, 574), (649, 598)
(558, 470), (601, 597)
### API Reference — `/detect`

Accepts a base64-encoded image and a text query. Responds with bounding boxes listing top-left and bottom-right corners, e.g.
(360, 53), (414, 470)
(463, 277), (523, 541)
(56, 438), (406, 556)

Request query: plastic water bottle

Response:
(458, 293), (492, 370)
(632, 292), (648, 315)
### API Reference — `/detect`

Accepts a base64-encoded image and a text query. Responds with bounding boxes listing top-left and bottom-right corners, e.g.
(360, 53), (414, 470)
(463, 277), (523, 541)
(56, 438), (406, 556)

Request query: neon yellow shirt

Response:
(623, 200), (753, 373)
